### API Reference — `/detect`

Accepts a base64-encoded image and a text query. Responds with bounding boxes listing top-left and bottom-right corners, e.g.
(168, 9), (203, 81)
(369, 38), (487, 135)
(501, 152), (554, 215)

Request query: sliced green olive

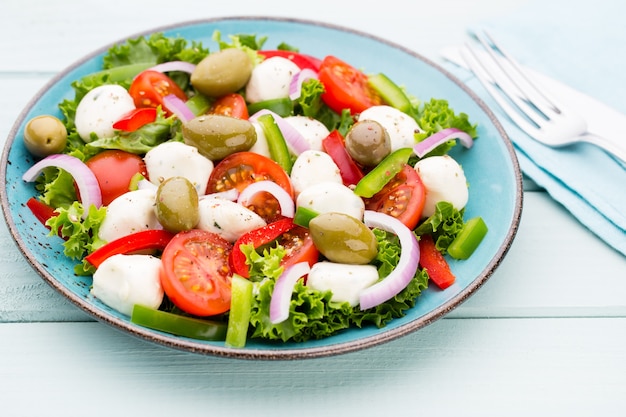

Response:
(182, 114), (256, 160)
(190, 48), (253, 98)
(155, 176), (200, 233)
(345, 119), (391, 167)
(309, 212), (378, 265)
(23, 115), (68, 157)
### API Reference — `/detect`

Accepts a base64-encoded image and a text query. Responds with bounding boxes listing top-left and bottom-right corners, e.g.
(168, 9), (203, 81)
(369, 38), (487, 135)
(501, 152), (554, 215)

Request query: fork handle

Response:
(583, 133), (626, 165)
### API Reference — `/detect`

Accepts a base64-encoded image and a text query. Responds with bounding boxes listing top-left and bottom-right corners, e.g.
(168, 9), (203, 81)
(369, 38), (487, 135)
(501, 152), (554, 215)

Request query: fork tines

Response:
(460, 30), (562, 136)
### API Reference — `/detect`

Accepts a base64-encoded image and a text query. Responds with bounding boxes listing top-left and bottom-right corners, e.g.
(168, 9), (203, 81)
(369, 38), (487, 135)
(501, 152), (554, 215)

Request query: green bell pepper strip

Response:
(247, 97), (294, 117)
(293, 206), (319, 228)
(225, 274), (254, 348)
(447, 216), (488, 259)
(130, 304), (228, 341)
(185, 93), (212, 116)
(81, 63), (154, 85)
(353, 147), (414, 198)
(368, 73), (413, 114)
(256, 113), (294, 174)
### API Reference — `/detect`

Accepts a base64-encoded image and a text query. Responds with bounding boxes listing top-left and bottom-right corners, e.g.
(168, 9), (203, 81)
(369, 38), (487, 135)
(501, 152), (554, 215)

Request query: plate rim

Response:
(0, 16), (523, 360)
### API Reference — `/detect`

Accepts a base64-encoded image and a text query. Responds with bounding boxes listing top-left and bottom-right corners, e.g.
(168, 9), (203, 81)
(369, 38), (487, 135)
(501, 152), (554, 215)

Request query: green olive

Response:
(190, 48), (253, 97)
(309, 212), (378, 265)
(155, 176), (200, 233)
(182, 114), (256, 160)
(23, 115), (68, 157)
(345, 119), (391, 167)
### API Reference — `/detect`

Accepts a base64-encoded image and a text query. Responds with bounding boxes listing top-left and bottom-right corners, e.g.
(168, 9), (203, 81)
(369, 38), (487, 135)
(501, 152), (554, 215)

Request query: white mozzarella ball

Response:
(283, 116), (330, 152)
(98, 188), (161, 242)
(248, 122), (271, 158)
(358, 105), (421, 151)
(296, 181), (365, 220)
(75, 85), (135, 142)
(414, 155), (469, 218)
(290, 150), (342, 196)
(144, 141), (214, 195)
(91, 254), (164, 316)
(245, 57), (301, 104)
(197, 198), (266, 242)
(306, 262), (379, 307)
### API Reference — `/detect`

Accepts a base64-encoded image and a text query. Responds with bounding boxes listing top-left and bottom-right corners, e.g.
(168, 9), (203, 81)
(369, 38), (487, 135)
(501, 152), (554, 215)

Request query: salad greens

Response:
(29, 30), (479, 345)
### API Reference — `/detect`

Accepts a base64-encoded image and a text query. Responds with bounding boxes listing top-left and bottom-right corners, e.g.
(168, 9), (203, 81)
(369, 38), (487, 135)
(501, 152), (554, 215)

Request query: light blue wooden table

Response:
(2, 1), (625, 416)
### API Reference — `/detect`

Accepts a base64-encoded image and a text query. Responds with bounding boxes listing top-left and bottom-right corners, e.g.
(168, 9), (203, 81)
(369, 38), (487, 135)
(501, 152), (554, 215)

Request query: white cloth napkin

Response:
(444, 0), (626, 256)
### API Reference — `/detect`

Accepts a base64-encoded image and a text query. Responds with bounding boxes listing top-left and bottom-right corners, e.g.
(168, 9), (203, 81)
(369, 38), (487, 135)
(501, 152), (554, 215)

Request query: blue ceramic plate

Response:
(0, 17), (522, 360)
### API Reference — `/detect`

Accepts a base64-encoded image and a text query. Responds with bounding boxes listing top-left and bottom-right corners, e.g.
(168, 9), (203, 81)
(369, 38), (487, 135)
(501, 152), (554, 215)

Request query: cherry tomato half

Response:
(364, 164), (426, 230)
(129, 70), (187, 114)
(318, 55), (382, 115)
(85, 150), (148, 206)
(160, 229), (233, 317)
(229, 218), (319, 278)
(208, 93), (249, 119)
(257, 50), (322, 71)
(206, 152), (294, 223)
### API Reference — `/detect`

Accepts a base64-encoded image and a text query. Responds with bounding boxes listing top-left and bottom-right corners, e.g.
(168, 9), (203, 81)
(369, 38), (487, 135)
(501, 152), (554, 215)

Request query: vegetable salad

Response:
(21, 31), (487, 347)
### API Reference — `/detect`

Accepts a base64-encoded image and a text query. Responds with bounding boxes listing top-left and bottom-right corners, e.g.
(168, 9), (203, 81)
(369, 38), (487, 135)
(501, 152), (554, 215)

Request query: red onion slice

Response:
(289, 68), (318, 100)
(413, 127), (473, 158)
(162, 94), (195, 123)
(148, 61), (197, 74)
(270, 262), (311, 324)
(22, 154), (103, 217)
(237, 180), (294, 217)
(359, 210), (420, 310)
(249, 109), (310, 155)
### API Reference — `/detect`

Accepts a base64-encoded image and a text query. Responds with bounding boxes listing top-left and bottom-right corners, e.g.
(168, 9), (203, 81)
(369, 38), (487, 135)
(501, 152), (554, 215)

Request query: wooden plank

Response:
(1, 318), (624, 416)
(1, 0), (526, 72)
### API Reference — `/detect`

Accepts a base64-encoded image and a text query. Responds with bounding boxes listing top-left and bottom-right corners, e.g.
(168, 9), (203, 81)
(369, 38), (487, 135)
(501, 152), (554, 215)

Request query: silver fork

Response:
(460, 30), (626, 164)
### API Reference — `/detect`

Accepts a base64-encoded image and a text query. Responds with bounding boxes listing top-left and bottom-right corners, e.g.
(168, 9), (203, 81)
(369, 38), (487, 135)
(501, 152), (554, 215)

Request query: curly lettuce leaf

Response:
(414, 201), (465, 252)
(45, 202), (107, 275)
(414, 98), (478, 156)
(103, 32), (209, 68)
(293, 78), (354, 134)
(245, 228), (428, 343)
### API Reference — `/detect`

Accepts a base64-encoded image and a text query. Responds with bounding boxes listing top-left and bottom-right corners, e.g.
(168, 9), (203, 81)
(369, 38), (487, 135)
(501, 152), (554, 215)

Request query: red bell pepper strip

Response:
(229, 217), (297, 278)
(112, 107), (157, 132)
(322, 130), (365, 187)
(418, 234), (456, 290)
(85, 229), (175, 268)
(26, 197), (58, 227)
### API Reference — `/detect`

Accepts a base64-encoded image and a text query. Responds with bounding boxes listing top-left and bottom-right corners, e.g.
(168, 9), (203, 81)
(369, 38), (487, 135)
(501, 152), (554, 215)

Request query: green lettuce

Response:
(413, 98), (478, 157)
(45, 202), (107, 275)
(245, 229), (429, 343)
(414, 201), (466, 252)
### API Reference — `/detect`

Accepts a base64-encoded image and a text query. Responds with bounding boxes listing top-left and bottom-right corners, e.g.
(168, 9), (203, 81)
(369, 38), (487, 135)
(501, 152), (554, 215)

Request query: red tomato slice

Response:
(129, 70), (187, 114)
(209, 93), (249, 119)
(112, 107), (157, 132)
(318, 55), (382, 115)
(85, 150), (148, 206)
(418, 234), (456, 290)
(230, 218), (319, 278)
(258, 50), (322, 71)
(206, 152), (294, 223)
(160, 229), (233, 316)
(364, 165), (425, 230)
